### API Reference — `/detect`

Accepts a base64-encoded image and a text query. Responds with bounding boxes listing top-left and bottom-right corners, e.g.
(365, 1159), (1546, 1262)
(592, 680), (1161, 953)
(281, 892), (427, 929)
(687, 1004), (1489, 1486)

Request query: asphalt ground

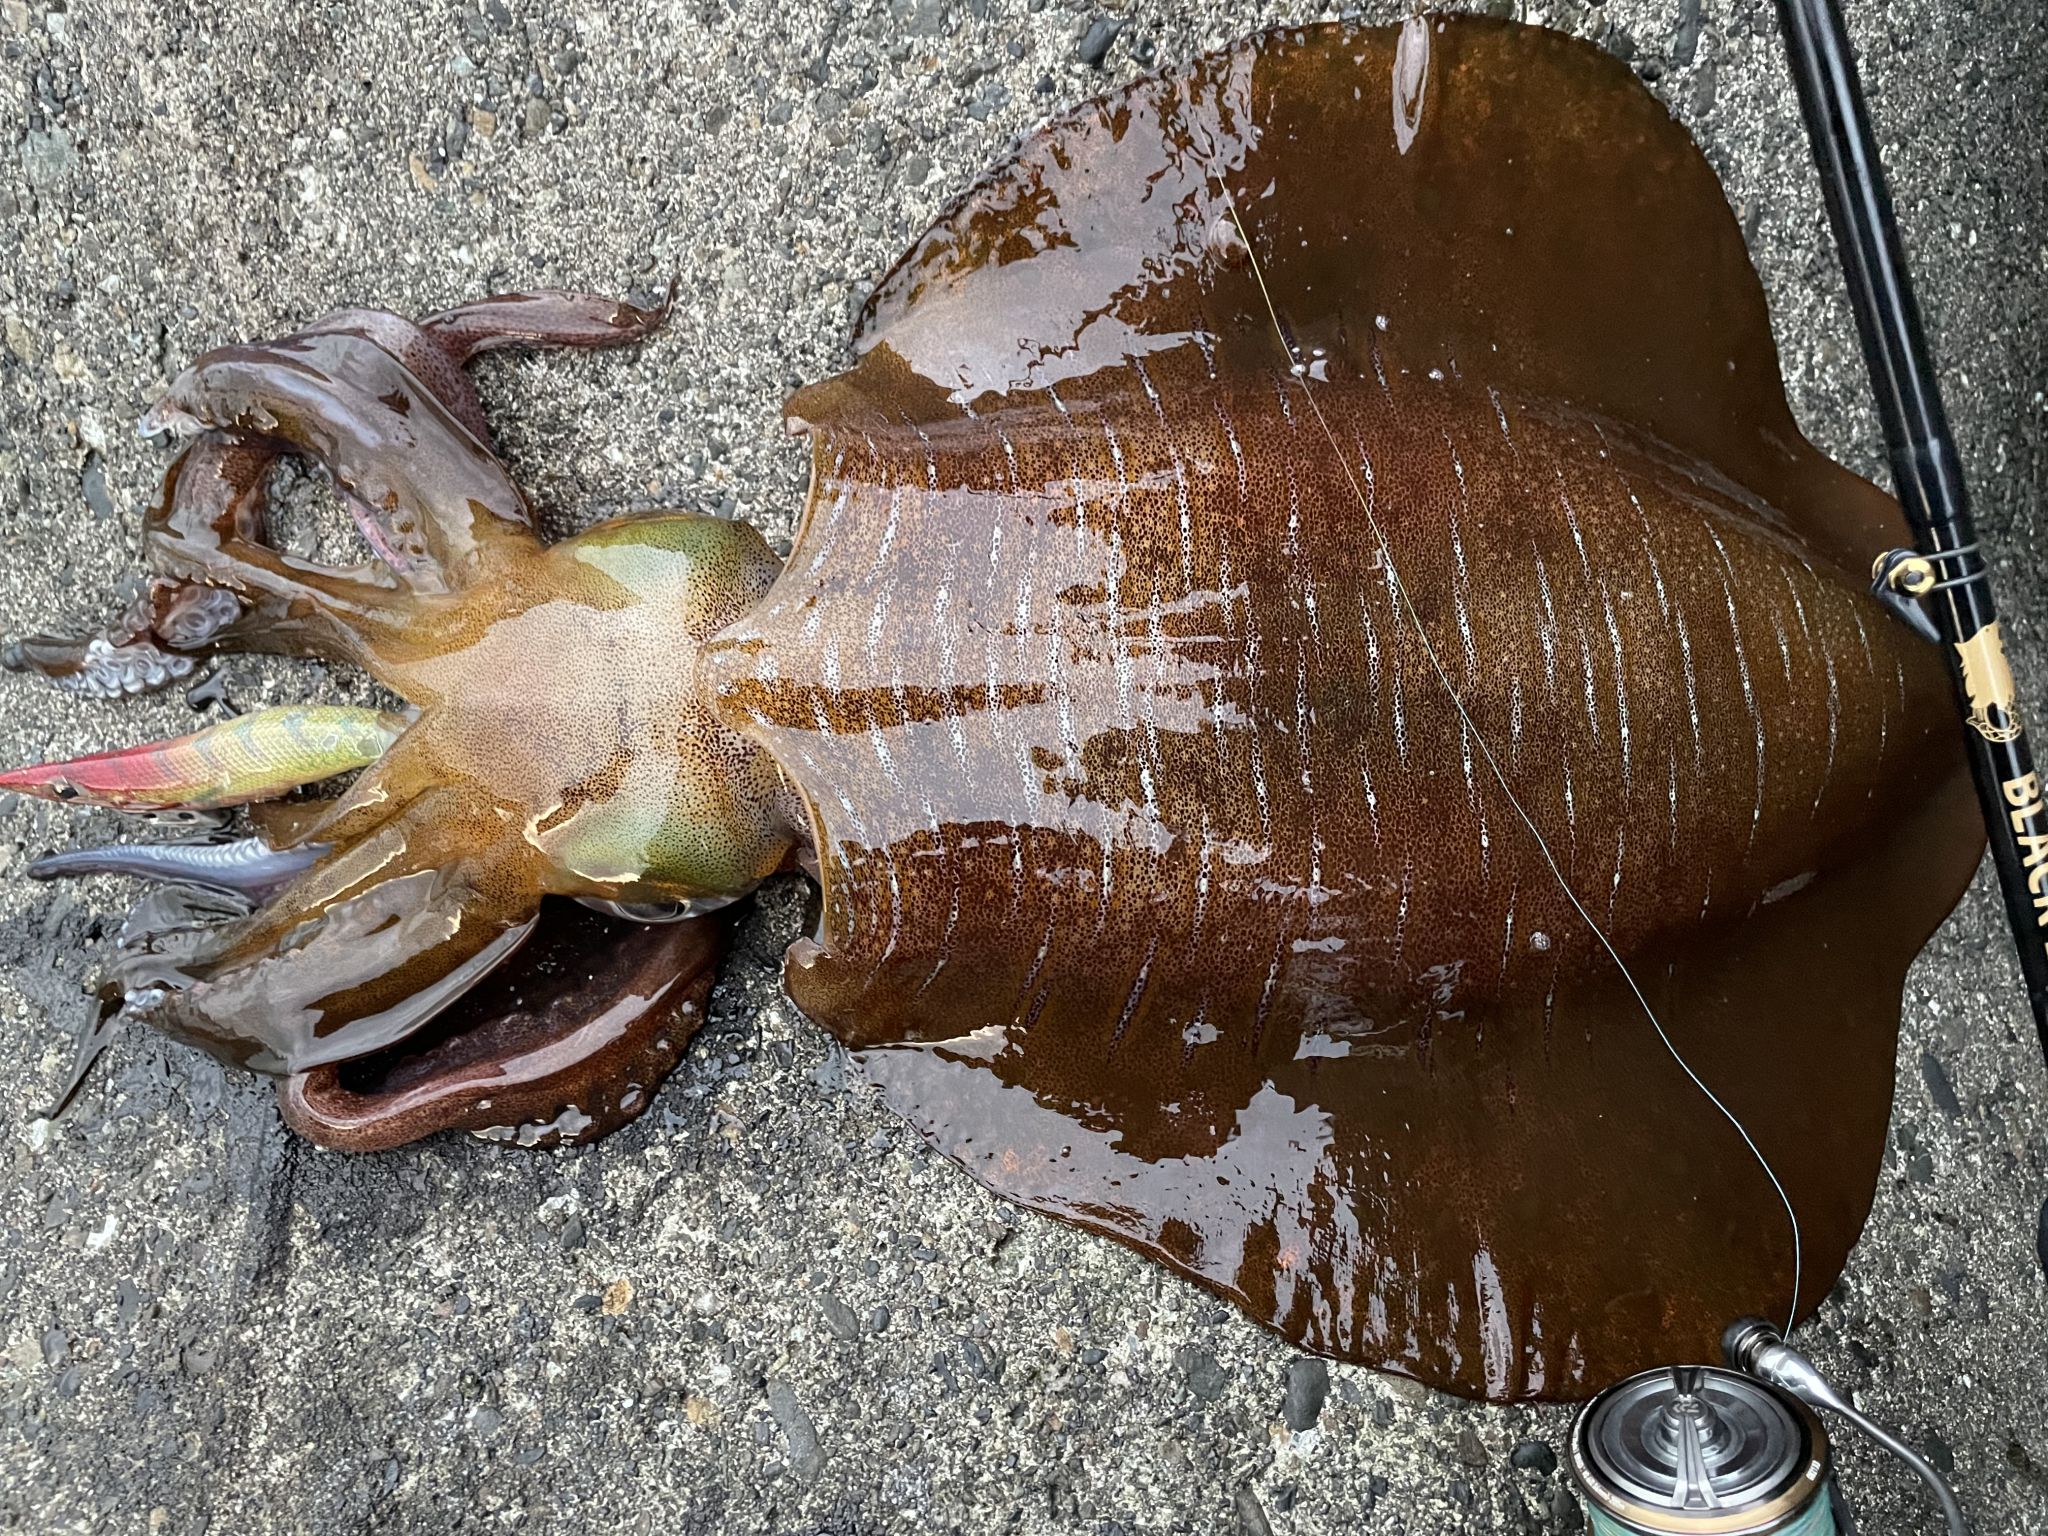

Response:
(0, 1), (2043, 1530)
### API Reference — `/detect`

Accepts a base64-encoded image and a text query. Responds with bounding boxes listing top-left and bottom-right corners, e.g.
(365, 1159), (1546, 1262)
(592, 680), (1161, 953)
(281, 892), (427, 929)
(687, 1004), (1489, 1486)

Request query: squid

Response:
(0, 18), (1983, 1400)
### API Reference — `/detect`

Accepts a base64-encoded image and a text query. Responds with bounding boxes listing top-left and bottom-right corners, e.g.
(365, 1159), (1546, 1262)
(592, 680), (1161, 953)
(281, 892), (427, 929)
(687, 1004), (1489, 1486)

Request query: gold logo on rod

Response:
(1955, 620), (2024, 744)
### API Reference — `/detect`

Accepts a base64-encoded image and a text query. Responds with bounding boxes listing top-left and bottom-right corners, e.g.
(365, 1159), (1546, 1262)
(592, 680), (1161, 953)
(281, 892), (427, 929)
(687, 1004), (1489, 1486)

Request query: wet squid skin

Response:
(1, 17), (1983, 1400)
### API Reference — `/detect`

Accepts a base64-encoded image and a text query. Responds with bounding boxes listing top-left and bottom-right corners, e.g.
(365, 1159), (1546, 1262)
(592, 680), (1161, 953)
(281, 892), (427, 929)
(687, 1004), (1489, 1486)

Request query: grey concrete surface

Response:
(0, 0), (2043, 1531)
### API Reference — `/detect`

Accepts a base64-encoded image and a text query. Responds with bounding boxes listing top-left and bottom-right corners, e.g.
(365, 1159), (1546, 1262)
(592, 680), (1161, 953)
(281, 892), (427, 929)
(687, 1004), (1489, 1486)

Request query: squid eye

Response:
(574, 895), (739, 924)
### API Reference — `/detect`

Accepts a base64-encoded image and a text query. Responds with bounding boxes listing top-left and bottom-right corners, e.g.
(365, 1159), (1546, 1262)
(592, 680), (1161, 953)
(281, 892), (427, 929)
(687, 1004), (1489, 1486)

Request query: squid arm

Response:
(106, 784), (542, 1075)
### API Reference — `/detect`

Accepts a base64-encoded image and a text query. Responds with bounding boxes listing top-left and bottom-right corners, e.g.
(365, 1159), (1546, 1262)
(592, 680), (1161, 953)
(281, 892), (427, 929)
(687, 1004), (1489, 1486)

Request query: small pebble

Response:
(961, 1336), (1002, 1381)
(965, 85), (1009, 122)
(1511, 1439), (1558, 1474)
(1671, 0), (1705, 67)
(1549, 1487), (1585, 1531)
(80, 454), (113, 520)
(1077, 16), (1122, 69)
(818, 1293), (861, 1341)
(1177, 1345), (1229, 1402)
(1282, 1358), (1328, 1432)
(765, 1378), (826, 1485)
(1921, 1050), (1962, 1119)
(20, 128), (77, 188)
(1925, 1430), (1955, 1477)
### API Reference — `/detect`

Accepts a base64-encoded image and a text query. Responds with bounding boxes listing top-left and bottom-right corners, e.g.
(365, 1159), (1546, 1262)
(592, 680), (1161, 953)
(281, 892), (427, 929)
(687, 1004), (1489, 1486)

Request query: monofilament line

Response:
(1217, 186), (1803, 1336)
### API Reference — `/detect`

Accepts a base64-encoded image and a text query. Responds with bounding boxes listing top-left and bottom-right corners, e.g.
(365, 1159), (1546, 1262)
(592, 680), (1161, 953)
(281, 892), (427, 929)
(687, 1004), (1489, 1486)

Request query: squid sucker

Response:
(0, 18), (1982, 1401)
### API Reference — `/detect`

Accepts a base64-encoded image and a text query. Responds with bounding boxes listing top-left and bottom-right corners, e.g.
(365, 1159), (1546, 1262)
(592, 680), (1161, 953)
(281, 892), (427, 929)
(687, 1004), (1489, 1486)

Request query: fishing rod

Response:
(1773, 0), (2048, 1061)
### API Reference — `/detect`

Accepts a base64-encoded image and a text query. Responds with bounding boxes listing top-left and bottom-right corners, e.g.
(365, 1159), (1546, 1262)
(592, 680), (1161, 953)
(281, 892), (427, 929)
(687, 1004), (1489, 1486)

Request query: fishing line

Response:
(1216, 187), (1804, 1335)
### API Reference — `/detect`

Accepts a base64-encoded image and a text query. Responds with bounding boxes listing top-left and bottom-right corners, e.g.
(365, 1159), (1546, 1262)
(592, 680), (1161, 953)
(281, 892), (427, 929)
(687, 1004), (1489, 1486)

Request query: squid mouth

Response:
(281, 898), (727, 1152)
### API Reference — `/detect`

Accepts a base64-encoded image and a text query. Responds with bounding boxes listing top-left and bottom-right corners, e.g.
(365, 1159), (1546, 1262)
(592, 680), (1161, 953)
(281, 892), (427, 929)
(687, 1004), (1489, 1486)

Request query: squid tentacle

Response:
(138, 287), (676, 596)
(1, 431), (398, 692)
(421, 282), (675, 362)
(140, 334), (535, 594)
(300, 283), (673, 445)
(6, 287), (674, 697)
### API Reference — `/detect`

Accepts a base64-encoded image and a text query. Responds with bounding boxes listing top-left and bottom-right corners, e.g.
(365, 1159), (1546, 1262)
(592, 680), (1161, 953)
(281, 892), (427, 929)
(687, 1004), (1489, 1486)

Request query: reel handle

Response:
(1723, 1318), (1970, 1535)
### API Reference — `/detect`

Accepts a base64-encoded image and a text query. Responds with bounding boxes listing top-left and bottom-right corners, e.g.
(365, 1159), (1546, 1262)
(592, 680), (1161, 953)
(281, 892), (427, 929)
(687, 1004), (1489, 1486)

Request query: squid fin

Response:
(832, 16), (1898, 577)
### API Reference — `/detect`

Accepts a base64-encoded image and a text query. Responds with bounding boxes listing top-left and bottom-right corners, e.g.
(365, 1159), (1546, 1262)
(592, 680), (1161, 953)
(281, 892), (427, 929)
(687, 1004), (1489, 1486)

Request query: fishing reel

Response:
(1568, 1320), (1969, 1535)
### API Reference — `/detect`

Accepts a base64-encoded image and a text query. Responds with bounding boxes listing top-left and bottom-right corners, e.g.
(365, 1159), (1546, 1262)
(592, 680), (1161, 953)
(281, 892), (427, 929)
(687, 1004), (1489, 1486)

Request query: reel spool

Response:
(1571, 1322), (1972, 1535)
(1570, 1366), (1836, 1535)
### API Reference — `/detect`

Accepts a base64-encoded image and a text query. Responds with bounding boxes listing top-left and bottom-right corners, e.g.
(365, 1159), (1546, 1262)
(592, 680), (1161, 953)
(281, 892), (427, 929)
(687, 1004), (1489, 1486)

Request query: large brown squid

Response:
(0, 18), (1982, 1400)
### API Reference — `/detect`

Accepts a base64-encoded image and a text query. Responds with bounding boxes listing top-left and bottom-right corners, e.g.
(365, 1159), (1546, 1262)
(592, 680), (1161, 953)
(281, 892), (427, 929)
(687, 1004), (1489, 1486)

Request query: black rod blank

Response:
(1775, 0), (2048, 1059)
